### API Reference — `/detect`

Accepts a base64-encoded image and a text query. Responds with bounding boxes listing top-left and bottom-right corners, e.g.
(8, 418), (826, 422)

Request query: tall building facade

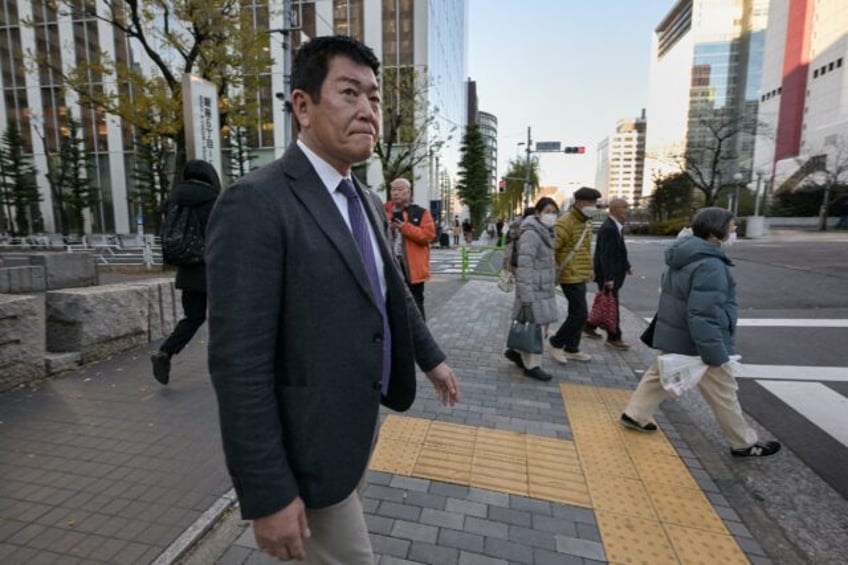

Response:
(753, 0), (848, 190)
(0, 0), (467, 234)
(477, 110), (498, 194)
(644, 0), (770, 198)
(595, 112), (647, 205)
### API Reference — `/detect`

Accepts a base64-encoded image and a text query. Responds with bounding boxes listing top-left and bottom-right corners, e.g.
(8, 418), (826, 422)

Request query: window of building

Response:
(334, 0), (364, 42)
(838, 58), (843, 68)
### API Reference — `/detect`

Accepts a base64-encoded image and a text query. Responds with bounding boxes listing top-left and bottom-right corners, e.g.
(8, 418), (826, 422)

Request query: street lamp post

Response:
(733, 172), (743, 216)
(523, 127), (532, 209)
(753, 171), (763, 217)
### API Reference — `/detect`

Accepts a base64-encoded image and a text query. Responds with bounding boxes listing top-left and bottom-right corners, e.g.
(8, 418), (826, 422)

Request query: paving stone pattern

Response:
(214, 278), (769, 565)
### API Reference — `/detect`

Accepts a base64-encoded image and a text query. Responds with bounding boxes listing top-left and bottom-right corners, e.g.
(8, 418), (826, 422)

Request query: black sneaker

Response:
(523, 367), (552, 382)
(731, 441), (781, 458)
(619, 413), (657, 432)
(583, 326), (603, 339)
(151, 351), (171, 385)
(504, 349), (525, 369)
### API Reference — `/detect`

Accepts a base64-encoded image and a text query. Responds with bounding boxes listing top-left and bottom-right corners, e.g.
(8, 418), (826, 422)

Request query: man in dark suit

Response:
(205, 36), (460, 564)
(585, 198), (633, 349)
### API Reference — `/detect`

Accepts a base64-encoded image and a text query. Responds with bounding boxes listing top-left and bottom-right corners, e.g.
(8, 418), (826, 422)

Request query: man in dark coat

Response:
(585, 198), (633, 349)
(150, 159), (221, 385)
(205, 36), (459, 564)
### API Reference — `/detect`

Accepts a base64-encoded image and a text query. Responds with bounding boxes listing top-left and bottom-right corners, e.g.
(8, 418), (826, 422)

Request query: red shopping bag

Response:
(587, 290), (618, 334)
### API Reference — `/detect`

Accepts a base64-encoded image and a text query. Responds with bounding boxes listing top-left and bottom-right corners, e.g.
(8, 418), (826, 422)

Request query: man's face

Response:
(292, 55), (381, 174)
(390, 181), (411, 207)
(610, 202), (631, 222)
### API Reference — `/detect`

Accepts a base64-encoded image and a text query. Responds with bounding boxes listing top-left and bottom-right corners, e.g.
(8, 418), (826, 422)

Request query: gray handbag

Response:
(506, 307), (543, 354)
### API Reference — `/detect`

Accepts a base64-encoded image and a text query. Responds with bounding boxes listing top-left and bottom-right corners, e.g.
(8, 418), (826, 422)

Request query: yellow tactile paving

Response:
(561, 383), (748, 565)
(369, 415), (591, 507)
(643, 482), (728, 533)
(371, 385), (749, 565)
(664, 523), (750, 565)
(596, 511), (679, 565)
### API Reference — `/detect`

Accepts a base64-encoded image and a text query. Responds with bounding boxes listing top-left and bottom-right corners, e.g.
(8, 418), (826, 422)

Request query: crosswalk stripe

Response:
(756, 380), (848, 448)
(737, 364), (848, 381)
(736, 319), (848, 328)
(642, 317), (848, 328)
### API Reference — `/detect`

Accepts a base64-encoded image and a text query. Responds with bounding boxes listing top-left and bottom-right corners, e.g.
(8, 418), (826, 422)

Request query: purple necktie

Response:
(337, 178), (391, 395)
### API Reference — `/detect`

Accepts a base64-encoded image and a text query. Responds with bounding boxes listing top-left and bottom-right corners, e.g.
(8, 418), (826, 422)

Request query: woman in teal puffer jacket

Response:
(620, 207), (781, 458)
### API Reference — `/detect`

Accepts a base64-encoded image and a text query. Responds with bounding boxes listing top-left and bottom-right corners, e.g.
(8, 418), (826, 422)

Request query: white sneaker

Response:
(564, 351), (592, 362)
(548, 344), (568, 364)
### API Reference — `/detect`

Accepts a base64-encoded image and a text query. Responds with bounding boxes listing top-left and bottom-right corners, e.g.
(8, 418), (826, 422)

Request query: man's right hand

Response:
(253, 496), (311, 561)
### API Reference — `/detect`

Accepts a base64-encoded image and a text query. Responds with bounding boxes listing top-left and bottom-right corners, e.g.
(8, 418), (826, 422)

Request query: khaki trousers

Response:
(282, 490), (374, 565)
(623, 359), (758, 450)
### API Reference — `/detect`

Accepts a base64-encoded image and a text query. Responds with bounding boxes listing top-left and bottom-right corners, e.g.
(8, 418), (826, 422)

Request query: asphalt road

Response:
(619, 235), (848, 367)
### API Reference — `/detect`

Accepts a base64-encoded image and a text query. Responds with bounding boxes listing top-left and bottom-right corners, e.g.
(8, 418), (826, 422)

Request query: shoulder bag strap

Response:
(556, 220), (591, 280)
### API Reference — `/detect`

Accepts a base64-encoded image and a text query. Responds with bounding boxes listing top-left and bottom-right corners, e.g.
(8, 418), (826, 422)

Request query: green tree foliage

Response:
(491, 156), (539, 219)
(375, 67), (454, 191)
(58, 117), (96, 234)
(456, 124), (491, 233)
(131, 132), (172, 235)
(0, 123), (42, 235)
(649, 172), (695, 222)
(42, 0), (273, 217)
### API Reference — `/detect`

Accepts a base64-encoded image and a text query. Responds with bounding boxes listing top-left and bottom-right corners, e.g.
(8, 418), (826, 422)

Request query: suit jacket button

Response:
(373, 334), (383, 344)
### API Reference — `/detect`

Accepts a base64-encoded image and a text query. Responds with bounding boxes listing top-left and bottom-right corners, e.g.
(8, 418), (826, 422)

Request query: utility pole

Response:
(272, 0), (295, 148)
(753, 171), (763, 216)
(524, 126), (532, 209)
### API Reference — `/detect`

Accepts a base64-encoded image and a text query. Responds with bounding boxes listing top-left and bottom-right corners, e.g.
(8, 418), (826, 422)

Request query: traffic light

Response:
(563, 146), (586, 154)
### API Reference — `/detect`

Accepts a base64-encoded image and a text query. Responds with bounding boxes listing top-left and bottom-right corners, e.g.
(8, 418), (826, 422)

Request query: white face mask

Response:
(540, 213), (557, 227)
(581, 206), (597, 217)
(722, 232), (738, 247)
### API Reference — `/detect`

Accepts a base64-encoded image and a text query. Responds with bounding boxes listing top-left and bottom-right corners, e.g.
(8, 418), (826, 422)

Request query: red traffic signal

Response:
(564, 146), (585, 154)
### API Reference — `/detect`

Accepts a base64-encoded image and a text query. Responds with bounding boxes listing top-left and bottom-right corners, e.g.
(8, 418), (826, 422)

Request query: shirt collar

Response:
(610, 215), (623, 232)
(297, 139), (350, 191)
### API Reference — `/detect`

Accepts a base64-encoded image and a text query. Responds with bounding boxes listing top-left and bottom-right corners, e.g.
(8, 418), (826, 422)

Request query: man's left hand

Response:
(425, 362), (460, 406)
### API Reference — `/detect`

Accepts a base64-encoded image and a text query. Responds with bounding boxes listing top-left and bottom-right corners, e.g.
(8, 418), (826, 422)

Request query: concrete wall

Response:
(0, 294), (46, 390)
(0, 252), (97, 293)
(0, 277), (179, 391)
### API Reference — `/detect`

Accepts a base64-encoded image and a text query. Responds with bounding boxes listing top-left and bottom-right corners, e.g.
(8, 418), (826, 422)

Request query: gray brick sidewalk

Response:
(3, 272), (845, 564)
(184, 276), (816, 565)
(0, 324), (231, 564)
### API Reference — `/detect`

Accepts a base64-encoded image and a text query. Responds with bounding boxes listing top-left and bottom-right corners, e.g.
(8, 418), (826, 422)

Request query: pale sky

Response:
(467, 0), (673, 199)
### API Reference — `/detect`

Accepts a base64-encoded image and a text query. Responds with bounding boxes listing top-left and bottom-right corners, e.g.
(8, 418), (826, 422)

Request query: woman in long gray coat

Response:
(504, 197), (560, 381)
(620, 207), (781, 457)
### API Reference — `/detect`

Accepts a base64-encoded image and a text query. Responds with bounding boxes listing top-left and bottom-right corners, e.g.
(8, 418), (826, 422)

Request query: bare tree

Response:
(797, 137), (848, 230)
(679, 112), (763, 206)
(374, 67), (454, 192)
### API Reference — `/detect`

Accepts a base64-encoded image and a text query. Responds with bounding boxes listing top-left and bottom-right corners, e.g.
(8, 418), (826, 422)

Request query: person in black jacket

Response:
(584, 198), (632, 349)
(151, 159), (222, 385)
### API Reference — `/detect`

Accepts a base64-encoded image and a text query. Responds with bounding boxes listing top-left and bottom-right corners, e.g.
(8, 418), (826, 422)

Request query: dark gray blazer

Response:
(593, 217), (631, 290)
(206, 144), (445, 519)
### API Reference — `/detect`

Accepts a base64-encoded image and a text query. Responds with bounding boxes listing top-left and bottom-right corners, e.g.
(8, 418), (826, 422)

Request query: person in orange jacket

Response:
(386, 177), (435, 319)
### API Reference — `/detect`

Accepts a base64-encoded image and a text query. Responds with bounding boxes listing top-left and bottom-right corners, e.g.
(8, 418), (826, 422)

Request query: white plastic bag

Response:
(658, 354), (742, 397)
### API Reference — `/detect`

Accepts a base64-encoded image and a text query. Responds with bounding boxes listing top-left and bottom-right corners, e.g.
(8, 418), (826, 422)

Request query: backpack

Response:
(162, 204), (205, 266)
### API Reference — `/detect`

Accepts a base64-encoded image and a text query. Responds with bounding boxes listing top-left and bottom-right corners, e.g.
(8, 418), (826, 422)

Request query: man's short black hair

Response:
(291, 35), (381, 103)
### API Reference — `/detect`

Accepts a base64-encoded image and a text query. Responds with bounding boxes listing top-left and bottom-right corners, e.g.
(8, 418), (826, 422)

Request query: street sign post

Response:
(535, 141), (561, 152)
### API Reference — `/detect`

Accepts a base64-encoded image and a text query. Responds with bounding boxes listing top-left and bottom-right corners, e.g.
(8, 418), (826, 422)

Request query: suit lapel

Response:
(283, 147), (377, 305)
